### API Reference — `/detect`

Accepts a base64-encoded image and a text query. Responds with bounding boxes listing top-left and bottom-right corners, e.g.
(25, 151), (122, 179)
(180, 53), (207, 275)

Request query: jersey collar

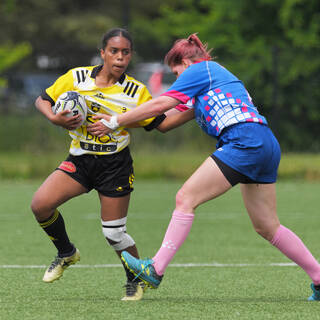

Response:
(90, 64), (126, 84)
(193, 59), (210, 64)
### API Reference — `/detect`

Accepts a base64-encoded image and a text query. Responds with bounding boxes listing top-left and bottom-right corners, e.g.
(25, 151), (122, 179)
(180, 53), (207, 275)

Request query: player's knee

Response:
(30, 193), (52, 217)
(101, 217), (135, 251)
(175, 188), (195, 211)
(30, 194), (42, 215)
(254, 225), (274, 241)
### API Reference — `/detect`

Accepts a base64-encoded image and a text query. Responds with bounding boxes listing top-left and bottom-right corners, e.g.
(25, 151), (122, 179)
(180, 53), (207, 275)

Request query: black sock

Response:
(122, 261), (137, 282)
(39, 209), (74, 257)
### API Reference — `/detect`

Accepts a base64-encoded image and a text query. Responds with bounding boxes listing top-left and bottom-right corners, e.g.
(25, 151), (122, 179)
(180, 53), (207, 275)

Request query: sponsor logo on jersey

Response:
(94, 92), (105, 99)
(80, 142), (117, 152)
(58, 161), (77, 173)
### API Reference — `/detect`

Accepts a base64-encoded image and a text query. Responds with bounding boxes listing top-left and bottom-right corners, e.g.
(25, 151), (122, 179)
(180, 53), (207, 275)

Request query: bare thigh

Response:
(99, 193), (131, 221)
(240, 183), (280, 241)
(31, 170), (88, 220)
(176, 157), (232, 213)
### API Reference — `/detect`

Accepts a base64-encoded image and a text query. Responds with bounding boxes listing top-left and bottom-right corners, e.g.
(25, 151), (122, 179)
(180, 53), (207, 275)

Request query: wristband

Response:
(100, 116), (119, 130)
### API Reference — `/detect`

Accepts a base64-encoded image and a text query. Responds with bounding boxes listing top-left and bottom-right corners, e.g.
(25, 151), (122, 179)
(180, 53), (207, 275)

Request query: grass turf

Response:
(1, 180), (320, 319)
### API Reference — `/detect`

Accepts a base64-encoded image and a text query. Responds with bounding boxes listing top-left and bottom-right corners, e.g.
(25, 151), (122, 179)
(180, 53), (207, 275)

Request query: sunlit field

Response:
(1, 180), (320, 319)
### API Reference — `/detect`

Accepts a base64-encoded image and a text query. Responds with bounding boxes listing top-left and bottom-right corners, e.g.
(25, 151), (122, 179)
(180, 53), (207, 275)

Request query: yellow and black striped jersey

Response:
(42, 65), (160, 156)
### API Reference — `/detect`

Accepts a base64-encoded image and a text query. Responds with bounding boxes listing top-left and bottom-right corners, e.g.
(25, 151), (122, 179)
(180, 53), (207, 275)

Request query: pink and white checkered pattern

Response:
(203, 88), (264, 134)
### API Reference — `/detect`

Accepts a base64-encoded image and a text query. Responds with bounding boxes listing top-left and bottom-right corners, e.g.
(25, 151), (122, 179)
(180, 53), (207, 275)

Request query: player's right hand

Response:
(51, 110), (83, 130)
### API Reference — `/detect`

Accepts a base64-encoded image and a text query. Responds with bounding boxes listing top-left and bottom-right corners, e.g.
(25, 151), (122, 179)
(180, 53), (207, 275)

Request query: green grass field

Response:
(1, 180), (320, 319)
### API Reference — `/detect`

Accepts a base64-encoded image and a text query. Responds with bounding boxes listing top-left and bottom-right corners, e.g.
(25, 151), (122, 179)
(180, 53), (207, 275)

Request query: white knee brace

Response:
(101, 217), (135, 251)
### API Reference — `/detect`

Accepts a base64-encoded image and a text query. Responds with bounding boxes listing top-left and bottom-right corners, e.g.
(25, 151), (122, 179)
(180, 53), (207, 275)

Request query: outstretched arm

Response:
(87, 95), (180, 137)
(117, 95), (179, 127)
(156, 108), (194, 133)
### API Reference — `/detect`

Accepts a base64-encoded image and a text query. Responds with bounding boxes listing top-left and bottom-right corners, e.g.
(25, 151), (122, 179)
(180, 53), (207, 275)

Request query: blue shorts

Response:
(213, 123), (281, 183)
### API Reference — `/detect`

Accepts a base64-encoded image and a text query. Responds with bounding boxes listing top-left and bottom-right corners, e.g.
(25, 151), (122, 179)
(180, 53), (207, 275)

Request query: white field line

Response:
(0, 262), (297, 269)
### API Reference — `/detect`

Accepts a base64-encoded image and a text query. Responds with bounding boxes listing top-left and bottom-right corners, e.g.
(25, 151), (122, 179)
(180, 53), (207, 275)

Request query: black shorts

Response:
(211, 154), (272, 186)
(56, 147), (134, 197)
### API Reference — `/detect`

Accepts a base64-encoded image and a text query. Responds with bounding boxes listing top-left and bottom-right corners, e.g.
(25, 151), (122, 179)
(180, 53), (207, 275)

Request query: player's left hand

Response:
(87, 113), (113, 137)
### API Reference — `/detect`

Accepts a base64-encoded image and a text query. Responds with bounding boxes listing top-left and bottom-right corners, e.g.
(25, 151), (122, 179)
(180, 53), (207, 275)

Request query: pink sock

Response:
(152, 210), (194, 275)
(270, 225), (320, 284)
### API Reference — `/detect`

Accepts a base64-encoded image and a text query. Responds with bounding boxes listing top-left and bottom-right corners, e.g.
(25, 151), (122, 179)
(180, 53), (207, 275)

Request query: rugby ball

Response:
(53, 91), (87, 127)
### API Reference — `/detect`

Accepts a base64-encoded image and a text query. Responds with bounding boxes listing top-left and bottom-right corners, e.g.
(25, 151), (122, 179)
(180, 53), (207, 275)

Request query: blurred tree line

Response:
(0, 0), (319, 152)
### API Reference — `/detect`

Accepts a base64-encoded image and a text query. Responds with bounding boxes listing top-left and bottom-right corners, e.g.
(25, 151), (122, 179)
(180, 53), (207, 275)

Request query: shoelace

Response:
(133, 261), (153, 282)
(123, 282), (138, 296)
(47, 256), (63, 272)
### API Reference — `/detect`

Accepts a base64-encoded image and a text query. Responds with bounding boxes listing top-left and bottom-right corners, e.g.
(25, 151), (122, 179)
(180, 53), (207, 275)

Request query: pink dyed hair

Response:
(164, 33), (212, 66)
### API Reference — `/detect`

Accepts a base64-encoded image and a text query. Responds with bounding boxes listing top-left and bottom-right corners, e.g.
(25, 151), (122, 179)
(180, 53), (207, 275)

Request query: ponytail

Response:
(165, 33), (212, 66)
(187, 33), (212, 61)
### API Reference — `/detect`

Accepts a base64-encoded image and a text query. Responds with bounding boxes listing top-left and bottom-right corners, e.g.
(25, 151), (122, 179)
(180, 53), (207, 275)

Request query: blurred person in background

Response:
(89, 33), (320, 301)
(30, 28), (193, 301)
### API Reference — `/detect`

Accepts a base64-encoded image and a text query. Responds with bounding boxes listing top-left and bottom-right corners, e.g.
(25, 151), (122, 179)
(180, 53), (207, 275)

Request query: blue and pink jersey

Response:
(162, 61), (267, 137)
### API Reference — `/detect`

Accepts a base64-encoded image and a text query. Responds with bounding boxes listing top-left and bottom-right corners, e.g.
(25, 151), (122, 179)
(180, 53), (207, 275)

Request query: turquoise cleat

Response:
(308, 283), (320, 301)
(121, 251), (163, 289)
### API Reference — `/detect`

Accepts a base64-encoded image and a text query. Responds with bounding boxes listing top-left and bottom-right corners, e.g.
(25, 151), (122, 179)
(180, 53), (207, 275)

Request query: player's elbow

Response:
(156, 123), (170, 133)
(158, 128), (168, 133)
(35, 96), (42, 108)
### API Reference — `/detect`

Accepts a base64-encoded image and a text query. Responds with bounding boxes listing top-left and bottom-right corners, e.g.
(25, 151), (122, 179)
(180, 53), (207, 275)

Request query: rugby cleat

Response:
(121, 281), (146, 301)
(308, 283), (320, 301)
(42, 248), (80, 283)
(121, 251), (163, 289)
